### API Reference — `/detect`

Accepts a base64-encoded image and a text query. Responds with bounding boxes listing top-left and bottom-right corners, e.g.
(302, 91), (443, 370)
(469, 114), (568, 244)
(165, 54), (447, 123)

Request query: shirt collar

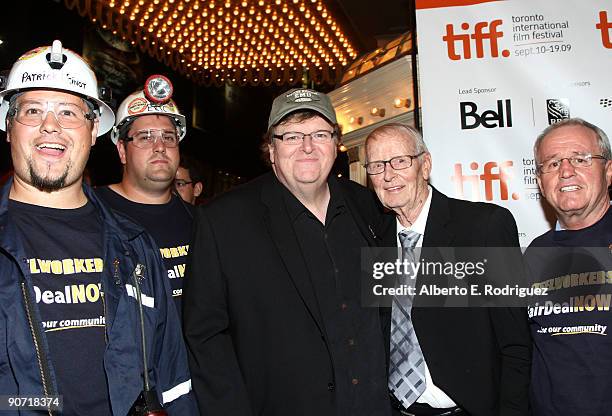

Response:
(555, 202), (612, 231)
(281, 175), (345, 222)
(396, 185), (432, 247)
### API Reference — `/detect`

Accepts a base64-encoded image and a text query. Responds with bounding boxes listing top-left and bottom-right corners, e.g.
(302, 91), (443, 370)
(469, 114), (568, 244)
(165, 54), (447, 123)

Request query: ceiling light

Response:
(65, 0), (357, 86)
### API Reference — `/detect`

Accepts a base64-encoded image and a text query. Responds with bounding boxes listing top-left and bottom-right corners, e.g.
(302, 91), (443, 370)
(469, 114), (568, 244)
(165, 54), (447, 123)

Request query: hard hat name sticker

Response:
(66, 73), (87, 89)
(21, 72), (53, 83)
(20, 71), (87, 91)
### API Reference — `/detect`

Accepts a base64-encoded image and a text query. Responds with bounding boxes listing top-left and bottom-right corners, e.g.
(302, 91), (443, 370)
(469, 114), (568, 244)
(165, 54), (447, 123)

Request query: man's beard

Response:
(28, 158), (71, 193)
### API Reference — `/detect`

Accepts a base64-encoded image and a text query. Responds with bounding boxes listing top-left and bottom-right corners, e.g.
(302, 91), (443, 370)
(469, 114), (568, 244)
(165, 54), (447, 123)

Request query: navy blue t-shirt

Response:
(95, 186), (193, 319)
(525, 207), (612, 416)
(9, 199), (111, 416)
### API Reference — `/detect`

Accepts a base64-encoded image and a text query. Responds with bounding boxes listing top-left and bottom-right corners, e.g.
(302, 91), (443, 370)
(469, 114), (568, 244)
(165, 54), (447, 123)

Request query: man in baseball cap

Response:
(184, 88), (390, 416)
(0, 41), (197, 415)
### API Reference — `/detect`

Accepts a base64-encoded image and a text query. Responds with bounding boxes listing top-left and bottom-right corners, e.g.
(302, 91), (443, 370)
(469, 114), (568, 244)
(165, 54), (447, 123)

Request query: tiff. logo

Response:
(596, 11), (612, 48)
(451, 161), (519, 201)
(443, 20), (510, 60)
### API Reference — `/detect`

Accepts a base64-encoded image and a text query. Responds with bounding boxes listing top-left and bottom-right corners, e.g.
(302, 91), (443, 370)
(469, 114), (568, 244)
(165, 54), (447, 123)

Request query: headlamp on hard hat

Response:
(47, 40), (67, 70)
(144, 75), (173, 104)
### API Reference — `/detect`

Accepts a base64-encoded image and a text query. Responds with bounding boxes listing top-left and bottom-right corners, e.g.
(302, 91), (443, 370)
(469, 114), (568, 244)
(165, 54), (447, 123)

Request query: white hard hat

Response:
(111, 75), (186, 144)
(0, 40), (115, 136)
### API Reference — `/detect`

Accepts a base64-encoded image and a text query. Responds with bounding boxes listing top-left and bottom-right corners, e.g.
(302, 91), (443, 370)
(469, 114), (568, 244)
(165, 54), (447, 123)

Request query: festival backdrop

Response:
(415, 0), (612, 245)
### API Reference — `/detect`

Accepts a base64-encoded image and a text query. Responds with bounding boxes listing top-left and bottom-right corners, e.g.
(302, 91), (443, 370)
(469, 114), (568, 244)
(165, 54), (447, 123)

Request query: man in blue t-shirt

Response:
(525, 118), (612, 416)
(0, 41), (197, 415)
(96, 76), (193, 319)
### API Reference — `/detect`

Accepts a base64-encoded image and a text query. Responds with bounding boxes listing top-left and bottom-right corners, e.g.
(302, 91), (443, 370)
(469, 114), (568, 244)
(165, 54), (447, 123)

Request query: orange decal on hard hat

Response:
(18, 47), (46, 61)
(127, 97), (148, 115)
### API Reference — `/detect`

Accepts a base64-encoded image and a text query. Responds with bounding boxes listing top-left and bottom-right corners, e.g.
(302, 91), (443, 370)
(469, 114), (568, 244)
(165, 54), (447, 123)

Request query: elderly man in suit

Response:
(184, 88), (390, 416)
(365, 123), (531, 416)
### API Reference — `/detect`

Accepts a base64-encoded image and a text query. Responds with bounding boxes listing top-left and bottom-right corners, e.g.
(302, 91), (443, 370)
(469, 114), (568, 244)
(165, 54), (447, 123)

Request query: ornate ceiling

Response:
(64, 0), (358, 86)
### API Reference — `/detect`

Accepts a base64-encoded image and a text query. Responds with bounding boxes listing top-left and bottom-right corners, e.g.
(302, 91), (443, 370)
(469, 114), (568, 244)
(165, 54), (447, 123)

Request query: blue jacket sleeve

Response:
(142, 233), (199, 415)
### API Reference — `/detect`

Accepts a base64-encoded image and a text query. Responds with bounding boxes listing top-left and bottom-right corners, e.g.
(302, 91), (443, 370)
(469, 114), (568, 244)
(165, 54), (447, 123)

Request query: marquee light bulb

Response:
(91, 0), (356, 85)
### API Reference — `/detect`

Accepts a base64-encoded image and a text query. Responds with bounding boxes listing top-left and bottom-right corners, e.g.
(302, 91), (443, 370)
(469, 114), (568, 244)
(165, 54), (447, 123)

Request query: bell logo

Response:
(460, 99), (512, 129)
(451, 161), (519, 201)
(443, 20), (510, 60)
(596, 11), (612, 49)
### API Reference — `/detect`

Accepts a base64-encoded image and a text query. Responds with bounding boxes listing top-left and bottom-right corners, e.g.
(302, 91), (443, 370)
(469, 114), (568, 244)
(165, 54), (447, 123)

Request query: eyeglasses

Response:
(124, 129), (179, 149)
(364, 153), (425, 175)
(537, 153), (608, 174)
(175, 180), (193, 188)
(10, 100), (95, 129)
(272, 130), (335, 145)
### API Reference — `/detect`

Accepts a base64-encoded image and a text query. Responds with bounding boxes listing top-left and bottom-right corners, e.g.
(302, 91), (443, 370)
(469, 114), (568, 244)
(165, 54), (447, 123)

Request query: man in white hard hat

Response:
(0, 41), (197, 415)
(96, 75), (192, 318)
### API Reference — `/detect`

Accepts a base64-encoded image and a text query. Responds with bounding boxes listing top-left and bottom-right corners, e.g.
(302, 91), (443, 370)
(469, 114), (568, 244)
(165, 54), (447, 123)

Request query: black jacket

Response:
(183, 172), (390, 416)
(377, 187), (531, 416)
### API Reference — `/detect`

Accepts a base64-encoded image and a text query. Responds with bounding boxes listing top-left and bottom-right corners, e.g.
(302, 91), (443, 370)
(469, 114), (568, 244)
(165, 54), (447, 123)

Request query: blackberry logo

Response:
(546, 99), (570, 125)
(600, 98), (612, 108)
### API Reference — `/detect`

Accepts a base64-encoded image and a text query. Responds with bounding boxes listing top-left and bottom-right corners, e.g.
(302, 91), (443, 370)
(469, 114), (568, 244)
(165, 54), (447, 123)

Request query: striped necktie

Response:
(389, 229), (426, 409)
